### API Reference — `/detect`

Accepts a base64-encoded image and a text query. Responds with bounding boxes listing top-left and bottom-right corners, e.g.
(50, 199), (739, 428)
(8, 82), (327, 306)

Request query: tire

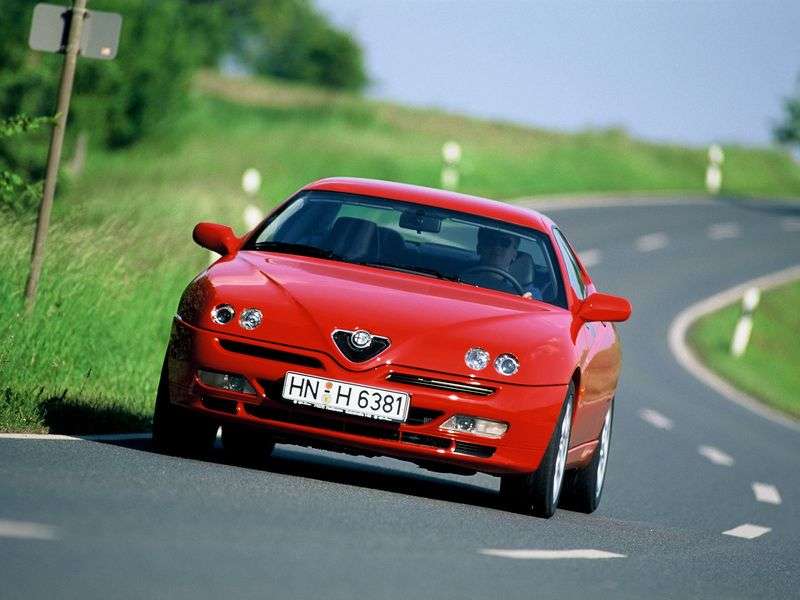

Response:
(560, 399), (613, 514)
(222, 424), (275, 466)
(500, 382), (575, 518)
(152, 357), (217, 456)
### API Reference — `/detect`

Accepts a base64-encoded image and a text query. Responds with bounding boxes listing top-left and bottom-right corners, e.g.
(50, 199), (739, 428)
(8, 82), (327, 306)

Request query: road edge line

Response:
(667, 264), (800, 433)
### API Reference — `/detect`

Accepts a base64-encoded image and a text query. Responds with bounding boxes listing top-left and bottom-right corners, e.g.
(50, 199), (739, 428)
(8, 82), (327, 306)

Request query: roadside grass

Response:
(2, 71), (800, 433)
(688, 280), (800, 419)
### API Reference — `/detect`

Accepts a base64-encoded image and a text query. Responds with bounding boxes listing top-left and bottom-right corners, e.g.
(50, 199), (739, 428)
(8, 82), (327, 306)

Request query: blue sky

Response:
(316, 0), (800, 147)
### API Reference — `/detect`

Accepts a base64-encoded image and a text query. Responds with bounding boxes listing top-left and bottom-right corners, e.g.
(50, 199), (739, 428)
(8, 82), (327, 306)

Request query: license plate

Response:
(282, 372), (410, 422)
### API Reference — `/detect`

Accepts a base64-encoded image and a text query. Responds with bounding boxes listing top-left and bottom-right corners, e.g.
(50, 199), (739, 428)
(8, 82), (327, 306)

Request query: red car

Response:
(153, 178), (631, 517)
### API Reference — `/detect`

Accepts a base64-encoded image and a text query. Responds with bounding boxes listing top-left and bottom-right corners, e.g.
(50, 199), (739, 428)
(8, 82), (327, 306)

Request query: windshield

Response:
(246, 190), (566, 307)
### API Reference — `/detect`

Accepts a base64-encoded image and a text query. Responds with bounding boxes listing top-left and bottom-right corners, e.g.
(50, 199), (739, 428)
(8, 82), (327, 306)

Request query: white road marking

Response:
(639, 408), (674, 430)
(0, 432), (150, 441)
(668, 264), (800, 433)
(707, 222), (740, 240)
(635, 232), (668, 252)
(0, 433), (79, 440)
(781, 217), (800, 232)
(752, 483), (782, 505)
(480, 549), (626, 560)
(577, 248), (602, 268)
(722, 524), (771, 540)
(698, 445), (734, 466)
(0, 519), (58, 540)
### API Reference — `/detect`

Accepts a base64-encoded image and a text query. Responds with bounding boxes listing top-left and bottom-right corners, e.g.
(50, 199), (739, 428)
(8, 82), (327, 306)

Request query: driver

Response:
(469, 228), (542, 299)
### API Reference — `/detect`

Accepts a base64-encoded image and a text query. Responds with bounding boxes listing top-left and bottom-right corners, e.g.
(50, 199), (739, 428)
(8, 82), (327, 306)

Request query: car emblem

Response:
(331, 329), (391, 362)
(350, 329), (373, 349)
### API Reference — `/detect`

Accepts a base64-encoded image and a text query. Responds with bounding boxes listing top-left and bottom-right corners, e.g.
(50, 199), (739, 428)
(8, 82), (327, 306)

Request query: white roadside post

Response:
(241, 168), (264, 229)
(441, 141), (461, 191)
(730, 287), (760, 358)
(705, 144), (724, 194)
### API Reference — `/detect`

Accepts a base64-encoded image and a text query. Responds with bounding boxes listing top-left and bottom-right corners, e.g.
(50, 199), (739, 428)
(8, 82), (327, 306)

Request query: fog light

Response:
(198, 369), (256, 394)
(440, 415), (508, 439)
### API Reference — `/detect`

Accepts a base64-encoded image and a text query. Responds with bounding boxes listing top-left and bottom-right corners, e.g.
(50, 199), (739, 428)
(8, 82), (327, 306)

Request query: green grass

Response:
(2, 71), (800, 433)
(688, 280), (800, 419)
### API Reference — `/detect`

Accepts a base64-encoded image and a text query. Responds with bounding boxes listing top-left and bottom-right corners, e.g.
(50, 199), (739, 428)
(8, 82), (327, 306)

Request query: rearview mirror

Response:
(577, 292), (631, 323)
(399, 209), (442, 233)
(193, 222), (239, 256)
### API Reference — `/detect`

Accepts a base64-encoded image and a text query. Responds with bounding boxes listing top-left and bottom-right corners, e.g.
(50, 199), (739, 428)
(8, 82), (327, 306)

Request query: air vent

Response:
(331, 329), (390, 362)
(401, 432), (452, 449)
(218, 339), (323, 369)
(453, 441), (495, 458)
(386, 373), (495, 396)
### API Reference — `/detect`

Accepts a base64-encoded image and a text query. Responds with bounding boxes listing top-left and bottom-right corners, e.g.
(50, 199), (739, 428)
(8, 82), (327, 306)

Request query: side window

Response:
(553, 228), (587, 300)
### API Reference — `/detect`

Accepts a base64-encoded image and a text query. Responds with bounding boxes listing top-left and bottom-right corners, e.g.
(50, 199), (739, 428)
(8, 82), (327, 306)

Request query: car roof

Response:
(304, 177), (551, 233)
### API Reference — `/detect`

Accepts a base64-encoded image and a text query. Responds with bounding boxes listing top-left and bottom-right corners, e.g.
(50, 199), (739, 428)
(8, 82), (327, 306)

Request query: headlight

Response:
(494, 353), (519, 376)
(440, 415), (508, 438)
(239, 308), (262, 330)
(465, 347), (489, 371)
(211, 304), (235, 325)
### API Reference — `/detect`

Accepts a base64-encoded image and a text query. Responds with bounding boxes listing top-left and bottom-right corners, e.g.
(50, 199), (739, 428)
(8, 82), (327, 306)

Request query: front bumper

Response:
(166, 318), (568, 475)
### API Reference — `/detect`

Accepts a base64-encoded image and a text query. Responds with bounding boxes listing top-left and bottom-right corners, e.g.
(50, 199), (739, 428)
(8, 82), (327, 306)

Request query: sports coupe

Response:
(153, 177), (631, 517)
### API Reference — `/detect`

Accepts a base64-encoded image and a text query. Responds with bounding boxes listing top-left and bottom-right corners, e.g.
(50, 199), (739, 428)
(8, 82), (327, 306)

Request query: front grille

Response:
(401, 432), (452, 449)
(244, 403), (400, 441)
(218, 339), (323, 369)
(202, 396), (237, 414)
(453, 441), (495, 458)
(406, 407), (444, 425)
(386, 373), (495, 396)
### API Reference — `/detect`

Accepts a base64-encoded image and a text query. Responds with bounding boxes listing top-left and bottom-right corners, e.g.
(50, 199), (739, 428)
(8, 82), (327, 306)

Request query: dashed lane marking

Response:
(480, 549), (626, 560)
(781, 217), (800, 232)
(707, 222), (740, 240)
(639, 408), (674, 430)
(635, 232), (669, 252)
(698, 445), (734, 466)
(722, 524), (771, 540)
(0, 519), (58, 540)
(752, 483), (782, 505)
(577, 248), (602, 268)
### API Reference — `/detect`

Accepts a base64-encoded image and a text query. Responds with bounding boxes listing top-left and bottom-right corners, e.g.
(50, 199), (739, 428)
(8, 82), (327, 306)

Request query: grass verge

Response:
(2, 71), (800, 433)
(688, 279), (800, 419)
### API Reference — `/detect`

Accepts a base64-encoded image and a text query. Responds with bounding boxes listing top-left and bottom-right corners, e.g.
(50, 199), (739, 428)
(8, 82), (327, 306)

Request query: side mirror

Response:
(193, 222), (239, 256)
(577, 292), (632, 323)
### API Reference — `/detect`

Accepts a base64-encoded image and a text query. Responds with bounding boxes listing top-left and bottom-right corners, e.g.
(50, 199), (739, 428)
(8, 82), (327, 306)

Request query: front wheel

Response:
(222, 424), (275, 466)
(152, 357), (217, 456)
(500, 382), (574, 518)
(560, 399), (613, 513)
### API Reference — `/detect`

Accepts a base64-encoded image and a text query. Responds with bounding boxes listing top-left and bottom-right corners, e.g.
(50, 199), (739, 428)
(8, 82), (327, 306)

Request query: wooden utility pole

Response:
(24, 0), (88, 313)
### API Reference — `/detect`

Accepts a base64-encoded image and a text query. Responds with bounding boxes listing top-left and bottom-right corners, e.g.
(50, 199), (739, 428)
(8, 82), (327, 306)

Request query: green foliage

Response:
(0, 114), (51, 214)
(225, 0), (367, 91)
(689, 279), (800, 418)
(774, 74), (800, 148)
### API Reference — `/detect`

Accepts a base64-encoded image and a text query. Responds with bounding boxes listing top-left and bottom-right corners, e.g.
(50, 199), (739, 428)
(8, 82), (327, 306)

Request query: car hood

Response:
(195, 252), (575, 385)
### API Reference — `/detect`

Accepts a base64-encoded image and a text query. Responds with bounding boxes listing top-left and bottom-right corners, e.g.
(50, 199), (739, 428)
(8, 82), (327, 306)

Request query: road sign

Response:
(29, 3), (122, 60)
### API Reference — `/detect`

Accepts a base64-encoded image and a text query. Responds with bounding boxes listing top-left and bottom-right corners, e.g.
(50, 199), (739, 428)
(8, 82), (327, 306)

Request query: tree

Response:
(774, 75), (800, 149)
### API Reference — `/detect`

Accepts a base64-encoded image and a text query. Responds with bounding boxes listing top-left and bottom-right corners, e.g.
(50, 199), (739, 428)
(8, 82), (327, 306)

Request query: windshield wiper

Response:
(253, 241), (337, 259)
(356, 260), (458, 281)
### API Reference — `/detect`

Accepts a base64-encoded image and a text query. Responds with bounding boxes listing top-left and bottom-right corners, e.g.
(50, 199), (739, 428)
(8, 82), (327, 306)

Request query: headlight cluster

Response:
(211, 304), (262, 330)
(464, 347), (519, 376)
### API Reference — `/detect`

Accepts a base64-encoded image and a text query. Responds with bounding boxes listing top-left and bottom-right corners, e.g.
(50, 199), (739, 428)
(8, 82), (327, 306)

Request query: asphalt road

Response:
(2, 196), (799, 599)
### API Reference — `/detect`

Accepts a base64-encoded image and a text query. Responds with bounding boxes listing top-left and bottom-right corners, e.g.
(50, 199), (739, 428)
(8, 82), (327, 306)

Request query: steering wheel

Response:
(460, 265), (525, 295)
